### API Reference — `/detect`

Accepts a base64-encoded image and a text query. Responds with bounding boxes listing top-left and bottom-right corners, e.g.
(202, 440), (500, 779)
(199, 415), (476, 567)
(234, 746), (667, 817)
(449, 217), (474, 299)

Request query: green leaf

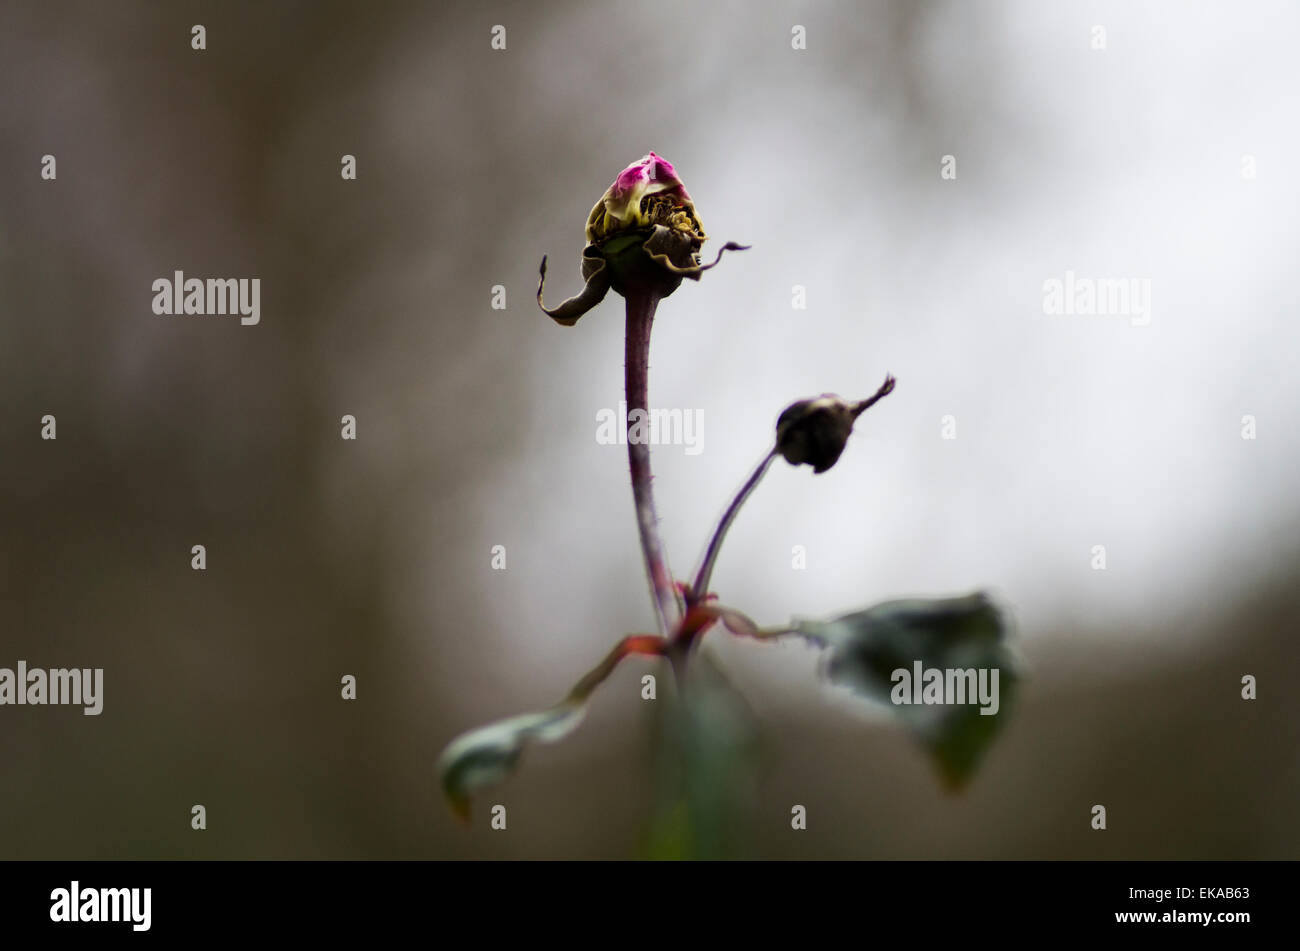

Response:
(796, 592), (1019, 790)
(436, 634), (667, 821)
(437, 702), (585, 822)
(643, 649), (759, 860)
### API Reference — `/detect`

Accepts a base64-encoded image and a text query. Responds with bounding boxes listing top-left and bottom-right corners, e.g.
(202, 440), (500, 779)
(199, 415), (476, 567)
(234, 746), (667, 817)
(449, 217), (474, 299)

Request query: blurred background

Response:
(1, 0), (1297, 858)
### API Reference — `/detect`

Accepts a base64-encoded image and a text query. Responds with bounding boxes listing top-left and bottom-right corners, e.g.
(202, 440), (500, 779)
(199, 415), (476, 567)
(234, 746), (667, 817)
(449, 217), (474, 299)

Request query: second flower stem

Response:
(687, 448), (777, 611)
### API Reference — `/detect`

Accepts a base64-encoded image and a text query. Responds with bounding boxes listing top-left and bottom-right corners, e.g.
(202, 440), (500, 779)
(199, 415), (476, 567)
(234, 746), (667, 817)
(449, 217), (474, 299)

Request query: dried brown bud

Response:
(776, 396), (856, 473)
(775, 376), (896, 474)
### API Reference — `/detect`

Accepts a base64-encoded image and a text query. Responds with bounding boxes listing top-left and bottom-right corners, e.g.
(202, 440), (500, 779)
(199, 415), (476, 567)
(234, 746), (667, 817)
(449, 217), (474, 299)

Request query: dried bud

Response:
(585, 152), (702, 248)
(538, 152), (748, 326)
(776, 396), (856, 473)
(775, 376), (896, 474)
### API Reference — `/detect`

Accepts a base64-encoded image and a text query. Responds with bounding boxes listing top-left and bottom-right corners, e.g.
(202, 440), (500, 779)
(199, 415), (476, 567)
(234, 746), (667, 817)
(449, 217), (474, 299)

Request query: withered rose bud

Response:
(775, 376), (896, 473)
(537, 152), (748, 326)
(776, 396), (857, 473)
(585, 151), (702, 247)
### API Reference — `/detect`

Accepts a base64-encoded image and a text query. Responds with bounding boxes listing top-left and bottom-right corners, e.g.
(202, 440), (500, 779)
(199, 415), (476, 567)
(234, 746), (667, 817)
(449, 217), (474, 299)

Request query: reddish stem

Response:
(566, 634), (668, 702)
(624, 290), (681, 643)
(686, 449), (777, 613)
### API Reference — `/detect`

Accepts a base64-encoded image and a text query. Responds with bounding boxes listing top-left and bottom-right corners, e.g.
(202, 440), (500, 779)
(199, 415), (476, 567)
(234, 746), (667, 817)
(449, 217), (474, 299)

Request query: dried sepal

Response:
(536, 250), (611, 327)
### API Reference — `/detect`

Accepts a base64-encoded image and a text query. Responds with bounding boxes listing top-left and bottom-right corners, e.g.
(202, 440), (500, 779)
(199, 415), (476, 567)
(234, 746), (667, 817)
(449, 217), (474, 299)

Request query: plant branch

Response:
(687, 449), (778, 611)
(625, 289), (681, 640)
(438, 632), (667, 820)
(567, 634), (668, 702)
(686, 373), (897, 614)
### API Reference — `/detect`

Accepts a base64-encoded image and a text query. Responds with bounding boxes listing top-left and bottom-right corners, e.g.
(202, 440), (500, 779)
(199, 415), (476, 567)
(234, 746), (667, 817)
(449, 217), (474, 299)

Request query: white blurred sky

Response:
(366, 1), (1300, 696)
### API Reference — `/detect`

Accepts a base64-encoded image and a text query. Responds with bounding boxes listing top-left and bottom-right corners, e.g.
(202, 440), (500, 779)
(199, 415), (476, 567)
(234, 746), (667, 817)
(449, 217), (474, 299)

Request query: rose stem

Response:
(624, 289), (682, 646)
(685, 449), (778, 621)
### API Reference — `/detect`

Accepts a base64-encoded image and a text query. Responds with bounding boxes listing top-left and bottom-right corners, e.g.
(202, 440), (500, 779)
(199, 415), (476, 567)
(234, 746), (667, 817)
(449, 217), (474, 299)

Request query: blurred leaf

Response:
(437, 634), (666, 821)
(437, 702), (586, 821)
(796, 592), (1019, 789)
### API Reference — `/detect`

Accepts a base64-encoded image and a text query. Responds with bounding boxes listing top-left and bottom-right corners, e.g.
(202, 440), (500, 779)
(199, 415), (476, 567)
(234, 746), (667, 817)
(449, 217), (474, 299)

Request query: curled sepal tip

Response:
(646, 239), (751, 279)
(537, 251), (611, 327)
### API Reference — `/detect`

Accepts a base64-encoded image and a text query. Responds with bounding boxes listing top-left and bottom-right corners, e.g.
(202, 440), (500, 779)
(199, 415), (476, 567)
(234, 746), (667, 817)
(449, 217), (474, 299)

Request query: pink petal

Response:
(601, 153), (691, 225)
